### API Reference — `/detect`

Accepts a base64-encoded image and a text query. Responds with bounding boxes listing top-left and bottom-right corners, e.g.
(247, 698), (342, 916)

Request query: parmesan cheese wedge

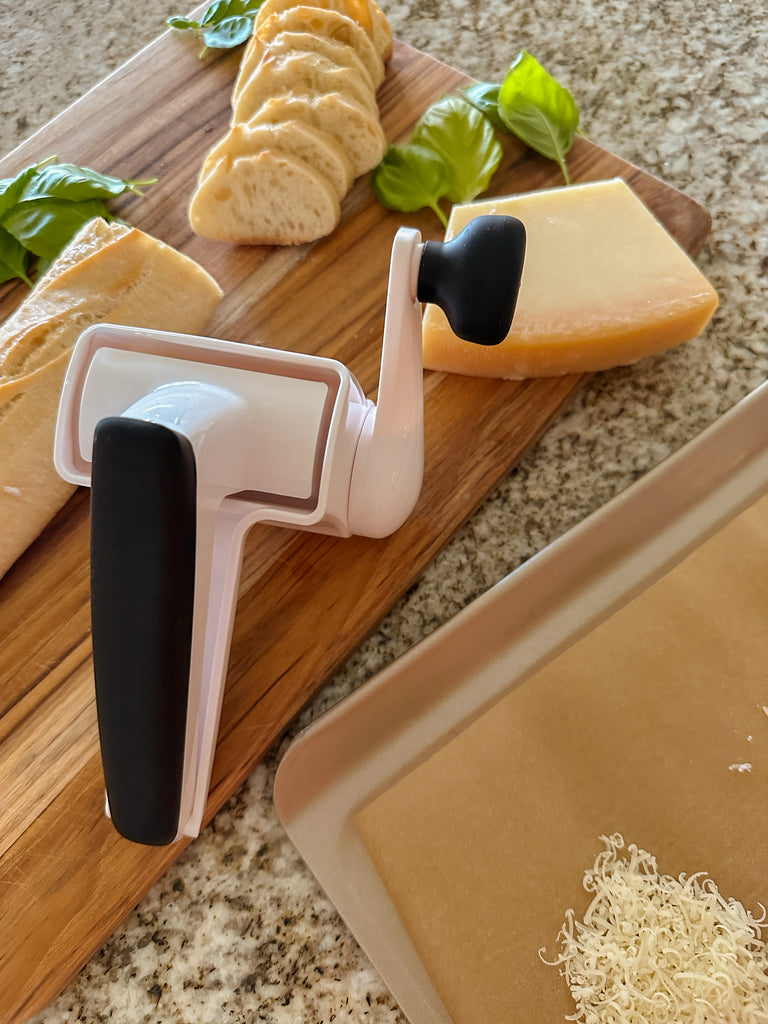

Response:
(421, 179), (719, 379)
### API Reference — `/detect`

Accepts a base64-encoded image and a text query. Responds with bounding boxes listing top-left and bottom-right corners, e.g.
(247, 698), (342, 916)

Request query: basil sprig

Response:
(462, 53), (580, 184)
(168, 0), (264, 57)
(0, 157), (156, 287)
(372, 96), (503, 228)
(371, 51), (580, 223)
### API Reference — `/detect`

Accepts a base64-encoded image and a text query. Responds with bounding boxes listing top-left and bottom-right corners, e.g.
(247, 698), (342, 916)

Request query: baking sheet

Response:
(274, 377), (768, 1024)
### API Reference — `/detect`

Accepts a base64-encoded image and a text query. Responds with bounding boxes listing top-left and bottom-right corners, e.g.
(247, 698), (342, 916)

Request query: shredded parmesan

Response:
(540, 833), (768, 1023)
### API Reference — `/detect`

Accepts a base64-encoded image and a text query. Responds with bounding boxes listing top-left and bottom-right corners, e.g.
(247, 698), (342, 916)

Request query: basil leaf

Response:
(0, 225), (32, 285)
(371, 144), (451, 227)
(167, 15), (199, 30)
(202, 15), (253, 49)
(2, 199), (108, 259)
(0, 158), (155, 288)
(169, 0), (262, 53)
(411, 95), (503, 204)
(497, 51), (579, 184)
(201, 0), (243, 26)
(0, 166), (37, 219)
(461, 82), (505, 130)
(19, 163), (148, 203)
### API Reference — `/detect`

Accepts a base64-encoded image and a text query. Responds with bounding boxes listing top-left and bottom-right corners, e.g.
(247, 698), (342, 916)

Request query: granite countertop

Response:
(3, 0), (767, 1021)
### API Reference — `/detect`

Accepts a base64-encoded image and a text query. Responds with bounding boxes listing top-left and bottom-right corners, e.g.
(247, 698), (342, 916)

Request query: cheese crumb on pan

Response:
(540, 833), (768, 1022)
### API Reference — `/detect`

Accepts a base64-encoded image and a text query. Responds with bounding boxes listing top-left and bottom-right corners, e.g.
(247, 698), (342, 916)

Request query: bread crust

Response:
(0, 219), (222, 580)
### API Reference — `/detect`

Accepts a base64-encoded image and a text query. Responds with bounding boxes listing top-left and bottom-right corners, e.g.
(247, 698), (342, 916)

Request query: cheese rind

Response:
(421, 179), (718, 379)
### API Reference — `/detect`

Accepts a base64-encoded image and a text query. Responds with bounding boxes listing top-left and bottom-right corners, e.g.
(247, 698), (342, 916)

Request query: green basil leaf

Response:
(202, 15), (253, 49)
(0, 166), (37, 219)
(411, 95), (503, 204)
(2, 199), (108, 259)
(371, 144), (451, 227)
(497, 51), (579, 184)
(0, 225), (32, 285)
(201, 0), (252, 25)
(167, 15), (199, 30)
(19, 163), (145, 203)
(461, 82), (505, 130)
(201, 0), (233, 25)
(169, 0), (257, 55)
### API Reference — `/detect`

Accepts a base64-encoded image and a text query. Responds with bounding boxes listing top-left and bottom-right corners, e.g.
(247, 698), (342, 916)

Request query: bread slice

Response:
(256, 0), (371, 47)
(256, 0), (391, 60)
(189, 150), (341, 244)
(199, 120), (353, 200)
(0, 218), (222, 579)
(248, 92), (386, 177)
(363, 0), (392, 60)
(246, 7), (385, 89)
(232, 48), (379, 124)
(233, 28), (379, 100)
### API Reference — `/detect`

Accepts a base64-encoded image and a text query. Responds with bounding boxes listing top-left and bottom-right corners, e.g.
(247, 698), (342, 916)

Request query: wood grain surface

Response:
(0, 27), (711, 1024)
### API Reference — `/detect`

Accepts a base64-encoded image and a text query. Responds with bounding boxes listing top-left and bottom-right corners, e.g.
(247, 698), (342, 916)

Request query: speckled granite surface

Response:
(3, 0), (767, 1021)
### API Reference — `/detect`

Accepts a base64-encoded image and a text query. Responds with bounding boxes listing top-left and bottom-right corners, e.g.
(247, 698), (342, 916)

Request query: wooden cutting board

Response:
(0, 24), (711, 1024)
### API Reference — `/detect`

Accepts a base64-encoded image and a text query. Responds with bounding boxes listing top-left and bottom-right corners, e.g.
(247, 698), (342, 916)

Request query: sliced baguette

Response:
(199, 120), (353, 200)
(0, 218), (222, 580)
(233, 28), (379, 100)
(189, 150), (340, 244)
(232, 49), (379, 124)
(256, 0), (371, 48)
(363, 0), (392, 60)
(248, 91), (386, 177)
(246, 7), (385, 89)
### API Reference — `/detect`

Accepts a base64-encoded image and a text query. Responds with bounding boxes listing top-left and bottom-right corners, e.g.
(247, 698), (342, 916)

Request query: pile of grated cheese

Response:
(540, 833), (768, 1023)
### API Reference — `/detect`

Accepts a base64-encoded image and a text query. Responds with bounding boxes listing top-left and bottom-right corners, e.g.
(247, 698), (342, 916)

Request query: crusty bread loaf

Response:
(199, 120), (353, 200)
(248, 92), (386, 177)
(190, 0), (391, 246)
(0, 218), (222, 580)
(42, 219), (131, 277)
(252, 8), (385, 87)
(0, 221), (130, 371)
(232, 49), (379, 123)
(190, 150), (340, 244)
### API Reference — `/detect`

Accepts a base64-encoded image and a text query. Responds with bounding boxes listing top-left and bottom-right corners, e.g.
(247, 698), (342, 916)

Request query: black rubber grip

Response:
(90, 417), (197, 846)
(417, 214), (526, 346)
